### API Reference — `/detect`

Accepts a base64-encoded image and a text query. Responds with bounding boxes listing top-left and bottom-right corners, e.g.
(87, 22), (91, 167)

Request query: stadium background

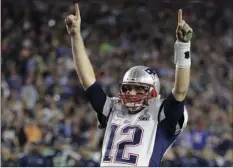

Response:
(1, 0), (233, 166)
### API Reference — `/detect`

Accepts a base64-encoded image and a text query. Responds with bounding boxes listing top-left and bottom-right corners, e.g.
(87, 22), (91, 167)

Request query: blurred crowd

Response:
(1, 0), (233, 166)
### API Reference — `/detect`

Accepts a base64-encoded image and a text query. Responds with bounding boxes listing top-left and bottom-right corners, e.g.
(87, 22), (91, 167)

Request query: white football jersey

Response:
(100, 97), (188, 167)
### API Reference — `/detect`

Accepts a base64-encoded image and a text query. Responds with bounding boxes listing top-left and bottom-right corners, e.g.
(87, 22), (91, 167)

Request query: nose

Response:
(126, 89), (137, 95)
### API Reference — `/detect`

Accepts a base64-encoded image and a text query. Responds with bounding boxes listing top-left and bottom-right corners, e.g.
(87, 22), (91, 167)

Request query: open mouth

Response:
(124, 100), (144, 107)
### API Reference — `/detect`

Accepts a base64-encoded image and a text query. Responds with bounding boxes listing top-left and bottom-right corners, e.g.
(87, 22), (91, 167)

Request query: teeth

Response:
(126, 102), (142, 107)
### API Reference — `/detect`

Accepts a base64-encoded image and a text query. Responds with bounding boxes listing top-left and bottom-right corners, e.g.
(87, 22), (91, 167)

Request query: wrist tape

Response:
(174, 40), (191, 68)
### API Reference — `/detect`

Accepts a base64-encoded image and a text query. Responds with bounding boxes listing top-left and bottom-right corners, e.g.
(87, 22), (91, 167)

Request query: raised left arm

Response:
(158, 10), (192, 135)
(172, 9), (193, 101)
(172, 66), (190, 101)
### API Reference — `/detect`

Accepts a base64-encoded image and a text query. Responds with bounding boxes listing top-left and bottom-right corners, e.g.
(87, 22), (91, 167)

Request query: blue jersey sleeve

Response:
(161, 92), (185, 134)
(85, 82), (108, 128)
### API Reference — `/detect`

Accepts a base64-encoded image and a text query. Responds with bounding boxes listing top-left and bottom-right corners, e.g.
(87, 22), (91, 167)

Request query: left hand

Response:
(176, 9), (193, 43)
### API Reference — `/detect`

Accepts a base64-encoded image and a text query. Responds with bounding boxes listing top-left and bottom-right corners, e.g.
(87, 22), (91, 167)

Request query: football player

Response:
(65, 3), (192, 167)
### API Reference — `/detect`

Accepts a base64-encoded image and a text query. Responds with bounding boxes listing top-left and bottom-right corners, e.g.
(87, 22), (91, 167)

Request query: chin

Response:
(128, 106), (144, 114)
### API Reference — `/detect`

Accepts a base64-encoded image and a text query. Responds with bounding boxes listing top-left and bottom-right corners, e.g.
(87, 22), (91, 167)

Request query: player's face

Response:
(119, 83), (154, 113)
(121, 84), (149, 109)
(122, 84), (148, 96)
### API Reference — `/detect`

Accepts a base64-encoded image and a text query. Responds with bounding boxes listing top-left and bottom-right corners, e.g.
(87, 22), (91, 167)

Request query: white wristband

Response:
(174, 40), (191, 68)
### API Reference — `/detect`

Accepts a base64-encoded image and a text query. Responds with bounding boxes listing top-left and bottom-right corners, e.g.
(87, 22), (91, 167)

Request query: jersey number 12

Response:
(103, 124), (143, 165)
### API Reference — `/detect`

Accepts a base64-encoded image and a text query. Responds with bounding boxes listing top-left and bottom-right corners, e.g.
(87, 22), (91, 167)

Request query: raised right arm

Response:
(65, 4), (113, 128)
(71, 34), (96, 89)
(65, 3), (95, 89)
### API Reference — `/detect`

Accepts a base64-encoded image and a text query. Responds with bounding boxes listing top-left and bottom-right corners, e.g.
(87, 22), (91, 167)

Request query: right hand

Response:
(65, 3), (81, 36)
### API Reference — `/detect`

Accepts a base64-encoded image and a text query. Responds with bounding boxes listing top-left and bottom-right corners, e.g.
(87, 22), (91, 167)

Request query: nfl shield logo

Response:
(138, 113), (150, 121)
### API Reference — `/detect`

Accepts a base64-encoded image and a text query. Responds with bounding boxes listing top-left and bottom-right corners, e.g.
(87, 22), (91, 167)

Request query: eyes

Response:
(121, 84), (149, 93)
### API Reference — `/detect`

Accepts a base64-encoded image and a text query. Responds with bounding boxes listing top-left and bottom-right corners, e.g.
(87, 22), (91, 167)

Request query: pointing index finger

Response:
(178, 9), (182, 24)
(74, 3), (80, 18)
